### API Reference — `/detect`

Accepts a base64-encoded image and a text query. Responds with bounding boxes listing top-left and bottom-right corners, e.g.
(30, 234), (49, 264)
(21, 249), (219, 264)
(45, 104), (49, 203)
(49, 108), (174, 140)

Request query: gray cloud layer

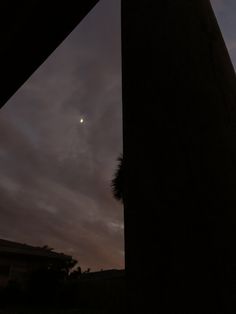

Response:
(211, 0), (236, 68)
(0, 0), (123, 271)
(0, 0), (235, 271)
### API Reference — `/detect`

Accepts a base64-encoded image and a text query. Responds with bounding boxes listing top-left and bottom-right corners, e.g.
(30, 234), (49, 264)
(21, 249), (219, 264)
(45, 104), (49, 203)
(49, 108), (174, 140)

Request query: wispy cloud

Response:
(0, 0), (123, 271)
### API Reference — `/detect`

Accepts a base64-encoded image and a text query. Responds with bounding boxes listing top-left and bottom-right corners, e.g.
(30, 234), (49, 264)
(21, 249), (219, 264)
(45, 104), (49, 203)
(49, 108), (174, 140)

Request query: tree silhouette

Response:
(111, 155), (123, 202)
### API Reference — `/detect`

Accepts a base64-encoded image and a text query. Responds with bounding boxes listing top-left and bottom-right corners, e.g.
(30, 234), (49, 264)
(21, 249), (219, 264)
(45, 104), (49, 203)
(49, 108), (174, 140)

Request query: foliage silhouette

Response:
(111, 155), (123, 202)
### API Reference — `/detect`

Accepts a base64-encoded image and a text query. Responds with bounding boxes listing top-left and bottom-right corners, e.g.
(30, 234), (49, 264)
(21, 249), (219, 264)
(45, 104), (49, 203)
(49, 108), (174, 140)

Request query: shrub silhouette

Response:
(111, 155), (123, 202)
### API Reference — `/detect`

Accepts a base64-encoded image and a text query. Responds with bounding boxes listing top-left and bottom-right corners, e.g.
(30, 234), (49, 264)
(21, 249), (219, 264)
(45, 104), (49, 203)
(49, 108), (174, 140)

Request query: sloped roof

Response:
(0, 238), (70, 260)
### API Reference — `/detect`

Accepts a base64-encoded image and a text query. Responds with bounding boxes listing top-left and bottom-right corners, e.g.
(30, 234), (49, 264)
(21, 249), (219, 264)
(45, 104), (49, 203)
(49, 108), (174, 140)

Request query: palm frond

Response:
(111, 155), (123, 202)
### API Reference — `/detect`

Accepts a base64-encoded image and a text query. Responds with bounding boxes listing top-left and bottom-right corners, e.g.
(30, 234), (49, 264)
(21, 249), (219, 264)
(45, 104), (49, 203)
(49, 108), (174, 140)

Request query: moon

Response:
(80, 118), (84, 124)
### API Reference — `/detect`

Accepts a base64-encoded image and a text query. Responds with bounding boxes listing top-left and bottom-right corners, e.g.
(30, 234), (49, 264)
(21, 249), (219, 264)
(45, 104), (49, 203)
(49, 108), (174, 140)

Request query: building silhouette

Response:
(0, 238), (73, 289)
(122, 1), (236, 313)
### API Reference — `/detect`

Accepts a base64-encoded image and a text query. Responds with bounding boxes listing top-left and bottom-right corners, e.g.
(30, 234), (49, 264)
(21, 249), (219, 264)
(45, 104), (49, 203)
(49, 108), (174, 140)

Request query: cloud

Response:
(0, 0), (123, 271)
(210, 0), (236, 68)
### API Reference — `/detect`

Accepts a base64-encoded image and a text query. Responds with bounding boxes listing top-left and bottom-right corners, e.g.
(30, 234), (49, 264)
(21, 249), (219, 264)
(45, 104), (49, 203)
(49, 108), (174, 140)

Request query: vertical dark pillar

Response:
(122, 1), (236, 313)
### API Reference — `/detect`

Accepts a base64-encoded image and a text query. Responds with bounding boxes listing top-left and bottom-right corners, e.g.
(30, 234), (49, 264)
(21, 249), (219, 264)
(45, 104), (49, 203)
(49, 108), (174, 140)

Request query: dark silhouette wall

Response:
(122, 1), (236, 313)
(0, 1), (99, 107)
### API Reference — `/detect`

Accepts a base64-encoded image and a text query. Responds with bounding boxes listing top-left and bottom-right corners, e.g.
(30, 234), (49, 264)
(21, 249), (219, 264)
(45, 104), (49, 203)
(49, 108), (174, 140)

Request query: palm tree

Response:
(111, 155), (123, 202)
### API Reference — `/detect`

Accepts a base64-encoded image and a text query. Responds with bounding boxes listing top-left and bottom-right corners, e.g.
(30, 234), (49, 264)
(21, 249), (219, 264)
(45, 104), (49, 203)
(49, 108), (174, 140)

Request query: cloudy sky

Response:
(211, 0), (236, 68)
(0, 0), (235, 271)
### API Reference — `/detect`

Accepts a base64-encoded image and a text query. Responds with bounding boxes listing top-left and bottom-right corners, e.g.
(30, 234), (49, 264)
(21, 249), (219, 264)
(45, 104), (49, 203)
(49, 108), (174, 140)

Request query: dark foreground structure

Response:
(0, 1), (236, 313)
(122, 1), (236, 313)
(0, 238), (74, 289)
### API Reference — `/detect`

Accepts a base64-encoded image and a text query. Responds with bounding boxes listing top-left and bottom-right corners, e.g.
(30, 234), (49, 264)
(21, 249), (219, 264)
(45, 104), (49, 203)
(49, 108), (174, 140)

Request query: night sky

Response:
(0, 0), (235, 271)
